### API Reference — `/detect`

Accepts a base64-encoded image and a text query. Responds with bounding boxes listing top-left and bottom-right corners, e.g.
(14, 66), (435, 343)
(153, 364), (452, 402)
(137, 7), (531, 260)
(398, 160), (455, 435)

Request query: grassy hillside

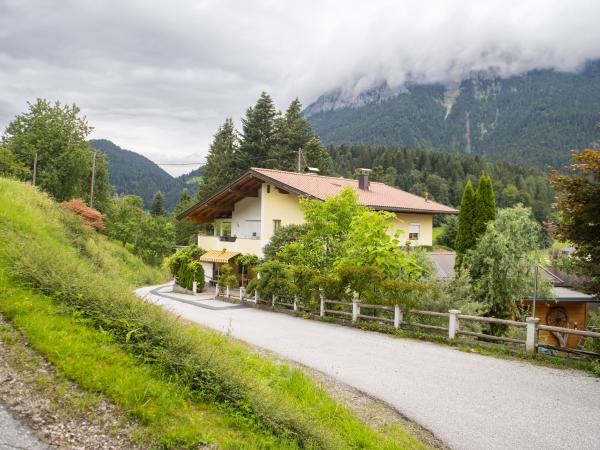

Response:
(0, 178), (424, 449)
(308, 61), (600, 169)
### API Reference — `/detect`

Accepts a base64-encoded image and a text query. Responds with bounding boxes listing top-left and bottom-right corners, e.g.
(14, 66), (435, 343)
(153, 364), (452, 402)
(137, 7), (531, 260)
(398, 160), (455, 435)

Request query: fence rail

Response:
(212, 285), (600, 357)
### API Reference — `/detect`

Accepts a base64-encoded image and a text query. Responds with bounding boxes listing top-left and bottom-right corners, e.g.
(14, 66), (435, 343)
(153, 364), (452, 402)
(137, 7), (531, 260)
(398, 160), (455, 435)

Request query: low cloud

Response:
(1, 0), (598, 173)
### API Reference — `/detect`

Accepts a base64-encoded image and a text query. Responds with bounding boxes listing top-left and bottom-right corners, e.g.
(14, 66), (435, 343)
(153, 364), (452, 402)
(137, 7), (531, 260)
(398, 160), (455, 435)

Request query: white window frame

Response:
(408, 223), (420, 241)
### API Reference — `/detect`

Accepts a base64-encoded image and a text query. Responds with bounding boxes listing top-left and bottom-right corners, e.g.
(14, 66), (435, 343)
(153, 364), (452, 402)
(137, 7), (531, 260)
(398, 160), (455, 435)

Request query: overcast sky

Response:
(1, 0), (599, 175)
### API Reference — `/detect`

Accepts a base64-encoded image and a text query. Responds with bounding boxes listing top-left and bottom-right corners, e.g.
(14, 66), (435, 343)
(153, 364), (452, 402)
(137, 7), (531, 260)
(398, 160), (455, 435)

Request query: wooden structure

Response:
(523, 287), (599, 348)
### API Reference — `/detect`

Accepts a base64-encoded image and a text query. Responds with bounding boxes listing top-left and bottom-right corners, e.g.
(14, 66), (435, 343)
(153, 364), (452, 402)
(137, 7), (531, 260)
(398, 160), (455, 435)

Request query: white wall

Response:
(231, 196), (261, 238)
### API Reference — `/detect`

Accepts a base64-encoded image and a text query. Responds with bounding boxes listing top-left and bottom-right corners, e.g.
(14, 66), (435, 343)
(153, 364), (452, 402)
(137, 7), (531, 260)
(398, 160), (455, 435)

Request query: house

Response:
(177, 167), (458, 282)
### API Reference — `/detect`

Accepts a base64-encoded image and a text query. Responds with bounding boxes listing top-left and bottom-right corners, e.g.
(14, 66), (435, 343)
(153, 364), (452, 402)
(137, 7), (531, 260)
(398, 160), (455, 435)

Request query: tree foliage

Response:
(173, 188), (201, 245)
(435, 215), (458, 249)
(150, 191), (165, 216)
(454, 180), (475, 266)
(104, 194), (174, 265)
(549, 149), (600, 297)
(462, 205), (546, 324)
(472, 175), (496, 241)
(263, 224), (308, 260)
(327, 144), (554, 222)
(196, 118), (239, 200)
(197, 93), (334, 200)
(165, 245), (205, 291)
(2, 99), (110, 210)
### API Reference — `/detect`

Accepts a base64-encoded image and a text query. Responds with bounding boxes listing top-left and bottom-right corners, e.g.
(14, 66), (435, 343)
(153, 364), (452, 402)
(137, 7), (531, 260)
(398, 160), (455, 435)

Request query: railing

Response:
(212, 286), (600, 357)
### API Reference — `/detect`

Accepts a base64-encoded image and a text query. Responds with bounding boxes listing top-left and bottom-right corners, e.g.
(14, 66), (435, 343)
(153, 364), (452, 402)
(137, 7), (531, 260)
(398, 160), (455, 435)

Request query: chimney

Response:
(356, 168), (372, 190)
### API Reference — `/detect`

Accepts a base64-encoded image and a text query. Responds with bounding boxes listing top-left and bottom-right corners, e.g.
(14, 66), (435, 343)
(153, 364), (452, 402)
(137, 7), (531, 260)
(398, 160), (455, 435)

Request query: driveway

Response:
(137, 283), (600, 450)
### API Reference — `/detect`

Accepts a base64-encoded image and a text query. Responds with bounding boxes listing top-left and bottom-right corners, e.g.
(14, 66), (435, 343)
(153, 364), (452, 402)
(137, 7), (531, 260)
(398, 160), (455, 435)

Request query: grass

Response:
(432, 226), (445, 243)
(0, 178), (427, 449)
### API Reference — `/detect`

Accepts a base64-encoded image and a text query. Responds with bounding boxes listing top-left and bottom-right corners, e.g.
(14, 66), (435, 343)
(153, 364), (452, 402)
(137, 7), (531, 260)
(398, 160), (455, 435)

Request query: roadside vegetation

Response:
(0, 177), (426, 449)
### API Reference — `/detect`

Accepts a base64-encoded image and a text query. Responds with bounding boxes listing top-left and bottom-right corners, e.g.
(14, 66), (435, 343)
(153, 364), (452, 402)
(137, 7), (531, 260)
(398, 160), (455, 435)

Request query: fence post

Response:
(394, 305), (402, 329)
(272, 294), (276, 309)
(226, 285), (230, 298)
(192, 280), (197, 295)
(239, 286), (244, 301)
(215, 283), (219, 296)
(526, 317), (540, 354)
(448, 309), (461, 340)
(352, 300), (359, 323)
(254, 290), (259, 304)
(293, 295), (298, 311)
(320, 294), (325, 318)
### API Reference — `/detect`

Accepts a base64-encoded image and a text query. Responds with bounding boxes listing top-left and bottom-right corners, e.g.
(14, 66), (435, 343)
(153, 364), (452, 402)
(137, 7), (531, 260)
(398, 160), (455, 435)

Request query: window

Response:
(220, 222), (232, 237)
(408, 223), (420, 241)
(273, 220), (281, 234)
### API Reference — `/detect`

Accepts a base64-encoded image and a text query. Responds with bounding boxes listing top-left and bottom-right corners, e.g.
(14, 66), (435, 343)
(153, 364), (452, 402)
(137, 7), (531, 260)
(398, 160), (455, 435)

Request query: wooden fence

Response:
(214, 285), (600, 357)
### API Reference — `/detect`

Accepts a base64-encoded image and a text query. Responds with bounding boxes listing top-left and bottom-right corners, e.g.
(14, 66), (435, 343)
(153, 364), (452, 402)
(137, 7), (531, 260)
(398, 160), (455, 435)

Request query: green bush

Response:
(165, 246), (205, 291)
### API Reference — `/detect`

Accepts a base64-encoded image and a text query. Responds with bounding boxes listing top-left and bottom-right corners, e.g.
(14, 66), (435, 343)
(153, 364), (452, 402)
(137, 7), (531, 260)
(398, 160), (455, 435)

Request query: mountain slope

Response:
(90, 139), (200, 209)
(306, 61), (600, 169)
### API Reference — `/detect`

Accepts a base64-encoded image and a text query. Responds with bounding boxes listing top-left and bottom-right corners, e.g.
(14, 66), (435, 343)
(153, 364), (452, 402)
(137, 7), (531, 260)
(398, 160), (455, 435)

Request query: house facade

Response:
(177, 167), (458, 282)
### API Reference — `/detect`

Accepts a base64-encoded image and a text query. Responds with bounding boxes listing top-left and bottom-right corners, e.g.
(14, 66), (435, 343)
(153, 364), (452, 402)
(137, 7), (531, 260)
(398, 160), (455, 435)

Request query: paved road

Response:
(0, 402), (46, 450)
(137, 284), (600, 450)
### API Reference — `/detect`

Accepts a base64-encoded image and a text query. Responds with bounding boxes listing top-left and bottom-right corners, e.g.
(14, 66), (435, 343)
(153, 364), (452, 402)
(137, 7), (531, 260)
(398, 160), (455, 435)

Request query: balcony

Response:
(198, 234), (263, 256)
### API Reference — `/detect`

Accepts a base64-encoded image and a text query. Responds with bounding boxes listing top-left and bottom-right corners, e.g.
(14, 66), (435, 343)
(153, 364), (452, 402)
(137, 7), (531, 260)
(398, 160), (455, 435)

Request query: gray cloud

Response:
(1, 0), (599, 175)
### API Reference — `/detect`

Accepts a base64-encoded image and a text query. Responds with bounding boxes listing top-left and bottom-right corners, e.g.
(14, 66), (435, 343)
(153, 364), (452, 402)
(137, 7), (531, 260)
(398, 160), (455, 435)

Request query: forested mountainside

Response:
(327, 144), (554, 222)
(90, 139), (200, 209)
(307, 61), (600, 169)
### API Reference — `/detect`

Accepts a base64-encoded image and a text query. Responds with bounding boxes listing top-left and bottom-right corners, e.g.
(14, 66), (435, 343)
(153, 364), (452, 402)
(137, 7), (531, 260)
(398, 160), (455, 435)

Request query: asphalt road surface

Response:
(137, 283), (600, 450)
(0, 402), (45, 450)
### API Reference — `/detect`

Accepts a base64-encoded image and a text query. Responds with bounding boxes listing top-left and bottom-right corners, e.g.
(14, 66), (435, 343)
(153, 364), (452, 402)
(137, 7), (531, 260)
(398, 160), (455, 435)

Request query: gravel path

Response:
(0, 402), (46, 450)
(137, 284), (600, 450)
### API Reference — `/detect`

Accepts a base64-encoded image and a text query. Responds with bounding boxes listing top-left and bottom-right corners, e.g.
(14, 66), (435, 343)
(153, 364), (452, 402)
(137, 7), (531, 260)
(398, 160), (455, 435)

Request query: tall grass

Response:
(0, 179), (425, 449)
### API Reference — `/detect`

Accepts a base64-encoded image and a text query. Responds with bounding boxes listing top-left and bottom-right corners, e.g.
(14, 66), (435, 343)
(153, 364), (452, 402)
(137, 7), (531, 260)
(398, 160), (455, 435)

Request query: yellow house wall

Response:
(391, 213), (433, 247)
(260, 183), (306, 247)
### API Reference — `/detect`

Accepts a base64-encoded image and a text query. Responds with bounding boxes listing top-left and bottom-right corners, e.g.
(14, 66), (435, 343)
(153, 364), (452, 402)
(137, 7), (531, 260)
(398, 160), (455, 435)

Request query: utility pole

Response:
(89, 151), (97, 209)
(297, 148), (302, 173)
(32, 152), (38, 186)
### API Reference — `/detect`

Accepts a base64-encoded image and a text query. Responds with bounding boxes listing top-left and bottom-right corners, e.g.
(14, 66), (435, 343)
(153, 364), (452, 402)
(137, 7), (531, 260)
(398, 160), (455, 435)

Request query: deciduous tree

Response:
(549, 149), (600, 297)
(2, 99), (110, 210)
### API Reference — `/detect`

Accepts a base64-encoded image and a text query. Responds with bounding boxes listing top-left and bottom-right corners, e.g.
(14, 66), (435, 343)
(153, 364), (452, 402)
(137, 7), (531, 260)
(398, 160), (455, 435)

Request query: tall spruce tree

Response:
(235, 92), (278, 172)
(150, 191), (165, 216)
(472, 175), (497, 241)
(270, 98), (333, 173)
(455, 179), (476, 267)
(197, 118), (239, 200)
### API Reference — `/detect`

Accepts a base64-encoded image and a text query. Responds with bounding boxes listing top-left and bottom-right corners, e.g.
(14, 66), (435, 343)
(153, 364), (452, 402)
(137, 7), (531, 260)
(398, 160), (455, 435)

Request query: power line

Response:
(155, 162), (204, 166)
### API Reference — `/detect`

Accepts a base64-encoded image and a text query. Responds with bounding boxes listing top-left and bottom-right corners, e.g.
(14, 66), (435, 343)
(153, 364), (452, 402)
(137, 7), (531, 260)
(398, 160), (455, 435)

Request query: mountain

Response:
(90, 139), (200, 209)
(306, 61), (600, 169)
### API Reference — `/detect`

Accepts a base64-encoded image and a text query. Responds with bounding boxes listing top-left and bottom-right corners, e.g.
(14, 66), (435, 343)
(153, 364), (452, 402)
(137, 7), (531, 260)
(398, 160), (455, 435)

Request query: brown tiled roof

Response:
(251, 168), (458, 214)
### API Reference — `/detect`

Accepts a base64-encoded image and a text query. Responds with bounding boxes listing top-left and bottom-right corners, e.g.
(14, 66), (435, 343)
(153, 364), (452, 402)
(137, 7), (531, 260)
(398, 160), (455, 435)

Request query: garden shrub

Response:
(165, 245), (205, 291)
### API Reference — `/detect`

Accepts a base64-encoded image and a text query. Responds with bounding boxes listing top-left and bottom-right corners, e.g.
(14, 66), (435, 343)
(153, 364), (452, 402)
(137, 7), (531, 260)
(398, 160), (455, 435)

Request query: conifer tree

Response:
(150, 191), (165, 216)
(270, 98), (332, 173)
(455, 179), (476, 267)
(472, 175), (496, 242)
(197, 118), (239, 200)
(235, 92), (277, 172)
